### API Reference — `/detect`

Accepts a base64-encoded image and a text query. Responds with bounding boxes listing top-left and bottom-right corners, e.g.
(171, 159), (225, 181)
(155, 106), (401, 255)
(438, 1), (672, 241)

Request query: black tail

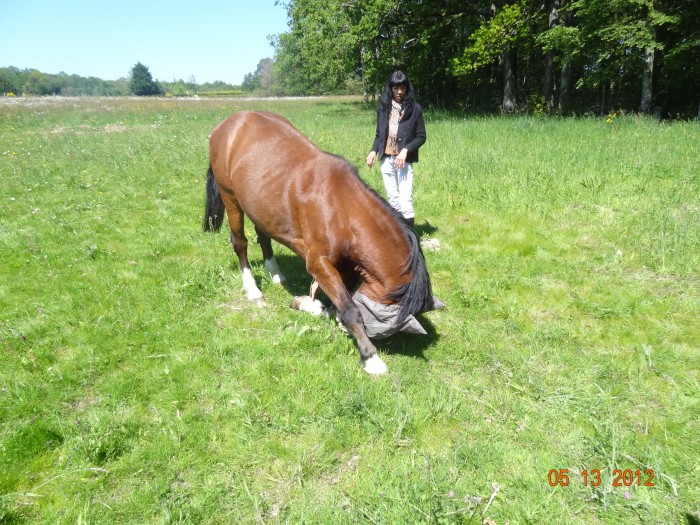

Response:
(203, 164), (225, 232)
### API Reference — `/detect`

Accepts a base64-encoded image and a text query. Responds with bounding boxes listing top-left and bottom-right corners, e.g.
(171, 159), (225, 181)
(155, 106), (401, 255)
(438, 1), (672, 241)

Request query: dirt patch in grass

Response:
(47, 124), (128, 135)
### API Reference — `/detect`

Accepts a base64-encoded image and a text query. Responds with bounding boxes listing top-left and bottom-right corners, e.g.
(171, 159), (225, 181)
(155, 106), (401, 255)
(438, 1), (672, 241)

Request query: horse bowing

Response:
(203, 111), (443, 375)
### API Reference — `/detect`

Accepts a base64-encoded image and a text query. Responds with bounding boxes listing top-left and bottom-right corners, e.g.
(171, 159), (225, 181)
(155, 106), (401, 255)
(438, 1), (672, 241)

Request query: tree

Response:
(130, 62), (162, 96)
(273, 0), (360, 95)
(552, 0), (675, 113)
(24, 70), (63, 95)
(257, 58), (275, 92)
(656, 0), (700, 116)
(240, 58), (275, 93)
(452, 3), (531, 113)
(543, 1), (560, 113)
(0, 67), (24, 94)
(241, 72), (258, 92)
(537, 0), (581, 114)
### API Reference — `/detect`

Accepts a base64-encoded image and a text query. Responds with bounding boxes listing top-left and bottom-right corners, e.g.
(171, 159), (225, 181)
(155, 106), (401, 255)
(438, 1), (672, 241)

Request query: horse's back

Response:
(209, 112), (361, 249)
(210, 111), (316, 166)
(209, 111), (367, 205)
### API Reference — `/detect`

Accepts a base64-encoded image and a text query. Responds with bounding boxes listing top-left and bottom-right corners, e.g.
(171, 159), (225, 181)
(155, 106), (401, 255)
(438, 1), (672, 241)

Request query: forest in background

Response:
(2, 0), (699, 117)
(271, 0), (700, 117)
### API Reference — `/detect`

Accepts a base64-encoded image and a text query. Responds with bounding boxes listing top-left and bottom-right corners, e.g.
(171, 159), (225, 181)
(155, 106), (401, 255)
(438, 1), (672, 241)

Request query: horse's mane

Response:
(326, 152), (435, 325)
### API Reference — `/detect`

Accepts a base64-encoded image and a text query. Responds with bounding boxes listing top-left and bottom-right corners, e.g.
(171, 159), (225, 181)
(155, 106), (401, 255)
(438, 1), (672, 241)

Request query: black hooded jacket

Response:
(371, 102), (426, 163)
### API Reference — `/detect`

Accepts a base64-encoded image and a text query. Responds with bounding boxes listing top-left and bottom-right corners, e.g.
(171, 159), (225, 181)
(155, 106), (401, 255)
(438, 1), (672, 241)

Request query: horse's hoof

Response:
(250, 297), (267, 307)
(361, 354), (388, 375)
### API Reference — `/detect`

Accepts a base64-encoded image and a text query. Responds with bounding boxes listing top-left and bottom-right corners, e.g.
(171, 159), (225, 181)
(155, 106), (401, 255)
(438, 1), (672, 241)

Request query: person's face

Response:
(392, 84), (407, 104)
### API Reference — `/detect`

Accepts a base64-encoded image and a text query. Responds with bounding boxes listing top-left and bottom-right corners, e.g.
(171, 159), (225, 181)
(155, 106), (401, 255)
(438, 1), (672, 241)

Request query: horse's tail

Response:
(203, 164), (225, 232)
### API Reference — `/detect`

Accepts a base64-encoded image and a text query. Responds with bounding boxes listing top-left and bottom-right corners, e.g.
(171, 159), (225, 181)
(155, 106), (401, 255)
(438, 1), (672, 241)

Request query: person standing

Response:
(365, 70), (426, 230)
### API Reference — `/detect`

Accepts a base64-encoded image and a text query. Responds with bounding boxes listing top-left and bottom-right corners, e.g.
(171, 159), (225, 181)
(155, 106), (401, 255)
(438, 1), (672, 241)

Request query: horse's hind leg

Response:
(255, 225), (286, 285)
(223, 198), (264, 303)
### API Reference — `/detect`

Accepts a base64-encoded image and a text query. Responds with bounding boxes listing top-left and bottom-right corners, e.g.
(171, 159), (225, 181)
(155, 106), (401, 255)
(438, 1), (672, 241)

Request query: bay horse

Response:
(203, 111), (441, 375)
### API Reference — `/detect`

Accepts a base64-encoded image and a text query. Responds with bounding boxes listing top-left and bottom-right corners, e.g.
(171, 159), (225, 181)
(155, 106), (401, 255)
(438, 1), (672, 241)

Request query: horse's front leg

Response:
(307, 256), (387, 375)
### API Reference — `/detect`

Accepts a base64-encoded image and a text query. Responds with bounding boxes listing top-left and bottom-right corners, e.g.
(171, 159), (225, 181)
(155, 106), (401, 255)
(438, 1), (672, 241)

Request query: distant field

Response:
(1, 96), (698, 524)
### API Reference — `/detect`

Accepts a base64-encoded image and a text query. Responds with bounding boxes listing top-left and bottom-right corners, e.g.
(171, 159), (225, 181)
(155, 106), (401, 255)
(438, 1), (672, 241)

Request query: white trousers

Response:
(379, 155), (414, 219)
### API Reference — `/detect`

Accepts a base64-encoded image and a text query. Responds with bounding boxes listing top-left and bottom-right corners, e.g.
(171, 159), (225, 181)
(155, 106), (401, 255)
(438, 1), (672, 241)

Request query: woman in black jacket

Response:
(366, 70), (426, 230)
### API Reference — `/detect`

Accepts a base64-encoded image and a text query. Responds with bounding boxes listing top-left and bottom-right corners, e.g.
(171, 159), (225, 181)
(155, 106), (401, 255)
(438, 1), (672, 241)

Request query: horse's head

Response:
(354, 216), (444, 339)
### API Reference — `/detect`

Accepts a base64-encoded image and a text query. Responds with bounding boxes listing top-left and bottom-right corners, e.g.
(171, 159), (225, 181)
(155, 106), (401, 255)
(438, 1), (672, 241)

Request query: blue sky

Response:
(0, 0), (289, 85)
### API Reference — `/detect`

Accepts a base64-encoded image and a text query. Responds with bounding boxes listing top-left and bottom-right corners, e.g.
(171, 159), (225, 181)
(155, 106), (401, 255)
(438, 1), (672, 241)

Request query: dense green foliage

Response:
(1, 97), (698, 523)
(0, 66), (129, 96)
(272, 0), (700, 116)
(241, 58), (275, 94)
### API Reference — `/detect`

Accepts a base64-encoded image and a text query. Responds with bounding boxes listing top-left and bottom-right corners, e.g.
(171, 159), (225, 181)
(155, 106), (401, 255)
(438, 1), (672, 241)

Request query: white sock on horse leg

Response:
(264, 257), (286, 284)
(242, 267), (263, 300)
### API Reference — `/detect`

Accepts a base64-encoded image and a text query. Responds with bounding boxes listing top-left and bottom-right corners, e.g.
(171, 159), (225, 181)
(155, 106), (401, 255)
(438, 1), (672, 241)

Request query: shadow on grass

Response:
(269, 252), (315, 297)
(372, 313), (439, 363)
(416, 220), (439, 238)
(686, 512), (700, 525)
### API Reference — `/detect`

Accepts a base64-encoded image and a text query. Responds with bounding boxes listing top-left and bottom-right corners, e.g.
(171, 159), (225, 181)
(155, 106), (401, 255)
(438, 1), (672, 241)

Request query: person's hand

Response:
(366, 151), (377, 168)
(394, 149), (408, 169)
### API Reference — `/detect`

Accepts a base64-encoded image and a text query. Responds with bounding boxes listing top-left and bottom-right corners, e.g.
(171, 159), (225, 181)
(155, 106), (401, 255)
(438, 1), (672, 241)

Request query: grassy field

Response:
(1, 96), (699, 524)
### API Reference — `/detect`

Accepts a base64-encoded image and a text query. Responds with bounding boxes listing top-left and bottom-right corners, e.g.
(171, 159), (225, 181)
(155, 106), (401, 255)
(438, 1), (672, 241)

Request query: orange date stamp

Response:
(548, 469), (655, 487)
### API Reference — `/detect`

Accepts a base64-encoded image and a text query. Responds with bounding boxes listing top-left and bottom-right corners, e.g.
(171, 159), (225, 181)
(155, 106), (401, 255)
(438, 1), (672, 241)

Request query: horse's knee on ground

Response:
(290, 295), (325, 315)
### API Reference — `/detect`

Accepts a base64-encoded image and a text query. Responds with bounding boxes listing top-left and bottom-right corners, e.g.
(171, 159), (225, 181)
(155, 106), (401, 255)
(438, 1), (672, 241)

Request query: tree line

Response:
(270, 0), (700, 117)
(0, 64), (242, 98)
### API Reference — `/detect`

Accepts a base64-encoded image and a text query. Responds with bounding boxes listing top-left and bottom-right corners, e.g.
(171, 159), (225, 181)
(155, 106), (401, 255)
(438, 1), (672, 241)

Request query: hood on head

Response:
(353, 291), (444, 339)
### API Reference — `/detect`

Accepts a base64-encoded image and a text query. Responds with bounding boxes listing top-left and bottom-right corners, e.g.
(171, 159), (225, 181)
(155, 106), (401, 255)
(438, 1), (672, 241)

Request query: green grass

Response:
(1, 96), (699, 524)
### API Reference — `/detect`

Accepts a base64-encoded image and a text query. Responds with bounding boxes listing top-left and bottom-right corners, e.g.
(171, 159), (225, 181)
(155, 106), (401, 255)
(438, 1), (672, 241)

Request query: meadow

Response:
(1, 96), (698, 524)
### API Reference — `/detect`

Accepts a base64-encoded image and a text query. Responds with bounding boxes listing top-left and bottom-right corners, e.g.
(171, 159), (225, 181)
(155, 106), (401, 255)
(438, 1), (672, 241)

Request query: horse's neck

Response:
(356, 222), (412, 304)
